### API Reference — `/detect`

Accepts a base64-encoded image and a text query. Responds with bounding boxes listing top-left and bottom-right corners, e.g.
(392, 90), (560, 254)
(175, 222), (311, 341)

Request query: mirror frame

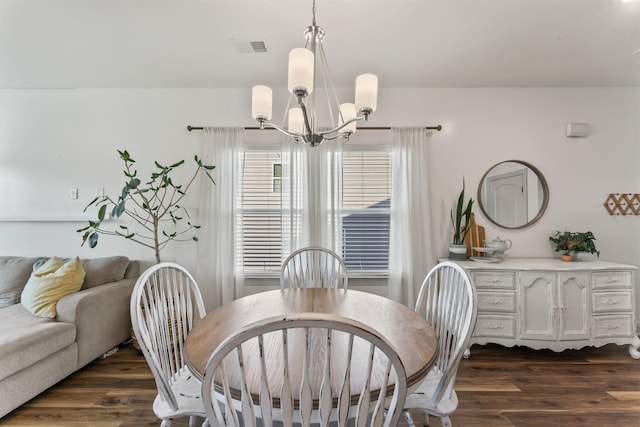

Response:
(477, 160), (549, 230)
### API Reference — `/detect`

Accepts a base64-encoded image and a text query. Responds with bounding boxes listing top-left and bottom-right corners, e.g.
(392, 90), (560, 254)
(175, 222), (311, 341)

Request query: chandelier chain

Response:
(312, 0), (316, 26)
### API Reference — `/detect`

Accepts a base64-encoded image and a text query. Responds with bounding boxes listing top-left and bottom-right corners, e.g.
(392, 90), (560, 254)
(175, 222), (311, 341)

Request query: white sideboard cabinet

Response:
(448, 258), (639, 358)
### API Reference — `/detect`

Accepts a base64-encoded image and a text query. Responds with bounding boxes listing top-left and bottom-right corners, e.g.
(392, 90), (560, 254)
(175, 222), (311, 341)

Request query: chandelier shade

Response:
(250, 0), (378, 147)
(288, 48), (315, 95)
(251, 85), (272, 121)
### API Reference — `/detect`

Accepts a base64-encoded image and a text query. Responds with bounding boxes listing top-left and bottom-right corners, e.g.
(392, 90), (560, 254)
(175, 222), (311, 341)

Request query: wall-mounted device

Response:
(566, 122), (590, 137)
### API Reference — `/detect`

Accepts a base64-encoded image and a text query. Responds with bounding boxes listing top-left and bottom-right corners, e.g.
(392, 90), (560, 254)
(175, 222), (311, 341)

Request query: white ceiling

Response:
(1, 0), (638, 90)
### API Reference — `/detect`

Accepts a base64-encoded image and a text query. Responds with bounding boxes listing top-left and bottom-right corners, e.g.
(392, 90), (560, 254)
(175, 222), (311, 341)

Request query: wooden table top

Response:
(185, 288), (438, 398)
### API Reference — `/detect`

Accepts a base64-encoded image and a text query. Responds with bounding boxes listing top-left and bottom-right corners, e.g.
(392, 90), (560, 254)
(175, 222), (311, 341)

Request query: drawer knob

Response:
(483, 298), (504, 305)
(602, 298), (621, 306)
(602, 277), (620, 284)
(482, 322), (503, 330)
(602, 323), (621, 330)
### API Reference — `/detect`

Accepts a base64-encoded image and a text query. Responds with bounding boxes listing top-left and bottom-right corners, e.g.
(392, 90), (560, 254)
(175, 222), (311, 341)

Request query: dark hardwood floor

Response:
(0, 343), (638, 426)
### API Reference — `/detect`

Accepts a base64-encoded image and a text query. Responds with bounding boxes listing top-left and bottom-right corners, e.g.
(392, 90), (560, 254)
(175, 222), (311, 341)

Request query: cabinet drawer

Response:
(477, 291), (516, 313)
(473, 315), (516, 338)
(592, 291), (633, 313)
(593, 315), (634, 338)
(471, 272), (515, 289)
(592, 271), (632, 290)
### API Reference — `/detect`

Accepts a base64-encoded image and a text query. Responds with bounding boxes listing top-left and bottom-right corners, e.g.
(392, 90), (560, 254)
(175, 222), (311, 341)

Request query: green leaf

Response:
(112, 202), (125, 218)
(83, 196), (100, 212)
(98, 205), (107, 221)
(192, 236), (198, 242)
(155, 161), (165, 169)
(76, 226), (89, 232)
(119, 150), (133, 162)
(125, 233), (135, 239)
(169, 160), (185, 168)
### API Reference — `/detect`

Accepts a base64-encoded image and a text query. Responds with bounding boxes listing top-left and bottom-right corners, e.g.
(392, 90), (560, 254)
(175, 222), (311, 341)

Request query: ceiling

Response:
(1, 0), (638, 90)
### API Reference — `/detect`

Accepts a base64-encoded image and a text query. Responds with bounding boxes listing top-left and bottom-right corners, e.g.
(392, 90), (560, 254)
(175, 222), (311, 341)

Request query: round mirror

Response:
(477, 160), (549, 229)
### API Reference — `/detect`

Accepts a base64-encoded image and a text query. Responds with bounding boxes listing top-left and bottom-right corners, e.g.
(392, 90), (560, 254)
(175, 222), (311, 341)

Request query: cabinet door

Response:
(557, 272), (590, 340)
(519, 272), (556, 340)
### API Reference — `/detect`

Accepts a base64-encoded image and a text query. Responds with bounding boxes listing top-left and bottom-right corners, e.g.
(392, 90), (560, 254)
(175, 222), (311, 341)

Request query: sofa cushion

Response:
(0, 257), (43, 309)
(21, 257), (85, 318)
(81, 256), (130, 289)
(0, 304), (76, 382)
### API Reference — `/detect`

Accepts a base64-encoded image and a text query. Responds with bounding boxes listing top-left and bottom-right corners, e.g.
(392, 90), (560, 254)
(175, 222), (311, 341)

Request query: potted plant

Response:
(449, 179), (474, 260)
(77, 150), (215, 263)
(549, 231), (600, 261)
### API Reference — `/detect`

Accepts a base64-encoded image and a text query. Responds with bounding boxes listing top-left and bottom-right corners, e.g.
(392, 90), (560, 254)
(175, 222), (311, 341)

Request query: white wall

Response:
(1, 87), (638, 321)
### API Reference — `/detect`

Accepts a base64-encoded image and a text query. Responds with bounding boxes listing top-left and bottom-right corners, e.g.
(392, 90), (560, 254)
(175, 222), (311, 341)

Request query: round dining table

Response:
(185, 288), (438, 403)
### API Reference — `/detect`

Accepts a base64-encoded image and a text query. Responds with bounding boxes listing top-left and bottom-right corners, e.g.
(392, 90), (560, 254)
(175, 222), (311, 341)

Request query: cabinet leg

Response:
(628, 335), (640, 359)
(463, 347), (471, 359)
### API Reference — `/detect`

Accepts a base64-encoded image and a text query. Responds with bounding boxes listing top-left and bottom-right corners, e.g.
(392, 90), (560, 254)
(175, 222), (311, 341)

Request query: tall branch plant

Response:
(77, 150), (215, 263)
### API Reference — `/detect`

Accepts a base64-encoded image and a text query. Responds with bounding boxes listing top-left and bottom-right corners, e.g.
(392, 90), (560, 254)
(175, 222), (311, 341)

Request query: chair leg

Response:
(161, 420), (172, 427)
(404, 411), (416, 427)
(439, 416), (452, 427)
(188, 416), (197, 427)
(202, 419), (210, 427)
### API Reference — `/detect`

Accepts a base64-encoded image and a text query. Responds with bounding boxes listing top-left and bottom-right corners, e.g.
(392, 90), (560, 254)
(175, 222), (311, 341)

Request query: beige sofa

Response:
(0, 256), (139, 418)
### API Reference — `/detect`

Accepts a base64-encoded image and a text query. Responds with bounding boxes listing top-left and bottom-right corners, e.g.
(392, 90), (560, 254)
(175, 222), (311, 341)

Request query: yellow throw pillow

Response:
(21, 256), (86, 318)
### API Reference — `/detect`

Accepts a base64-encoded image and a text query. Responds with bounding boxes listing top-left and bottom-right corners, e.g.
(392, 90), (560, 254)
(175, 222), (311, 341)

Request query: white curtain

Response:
(311, 139), (343, 253)
(281, 138), (343, 258)
(197, 127), (244, 310)
(281, 138), (310, 254)
(388, 127), (434, 306)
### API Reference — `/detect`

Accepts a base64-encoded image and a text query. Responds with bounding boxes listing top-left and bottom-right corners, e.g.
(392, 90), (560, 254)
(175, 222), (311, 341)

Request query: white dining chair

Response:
(400, 262), (477, 427)
(201, 313), (407, 427)
(130, 262), (209, 427)
(280, 246), (349, 289)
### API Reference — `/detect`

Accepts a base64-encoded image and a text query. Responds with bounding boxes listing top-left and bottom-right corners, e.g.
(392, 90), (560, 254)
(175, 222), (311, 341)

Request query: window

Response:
(240, 151), (282, 271)
(272, 163), (282, 193)
(341, 151), (390, 271)
(239, 131), (391, 276)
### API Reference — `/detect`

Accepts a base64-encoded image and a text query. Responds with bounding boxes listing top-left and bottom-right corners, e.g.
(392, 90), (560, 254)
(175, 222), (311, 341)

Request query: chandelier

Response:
(251, 0), (378, 147)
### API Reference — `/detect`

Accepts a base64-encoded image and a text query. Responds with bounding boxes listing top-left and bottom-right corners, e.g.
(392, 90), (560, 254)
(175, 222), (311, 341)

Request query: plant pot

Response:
(449, 244), (468, 260)
(561, 254), (573, 262)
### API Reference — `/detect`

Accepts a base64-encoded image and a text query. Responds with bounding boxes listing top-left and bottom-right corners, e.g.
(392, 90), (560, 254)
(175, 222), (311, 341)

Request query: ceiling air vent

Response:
(250, 41), (267, 53)
(233, 39), (268, 54)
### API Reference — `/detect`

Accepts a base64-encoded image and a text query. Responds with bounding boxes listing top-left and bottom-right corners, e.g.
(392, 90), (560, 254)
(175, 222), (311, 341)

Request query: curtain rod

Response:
(187, 125), (442, 132)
